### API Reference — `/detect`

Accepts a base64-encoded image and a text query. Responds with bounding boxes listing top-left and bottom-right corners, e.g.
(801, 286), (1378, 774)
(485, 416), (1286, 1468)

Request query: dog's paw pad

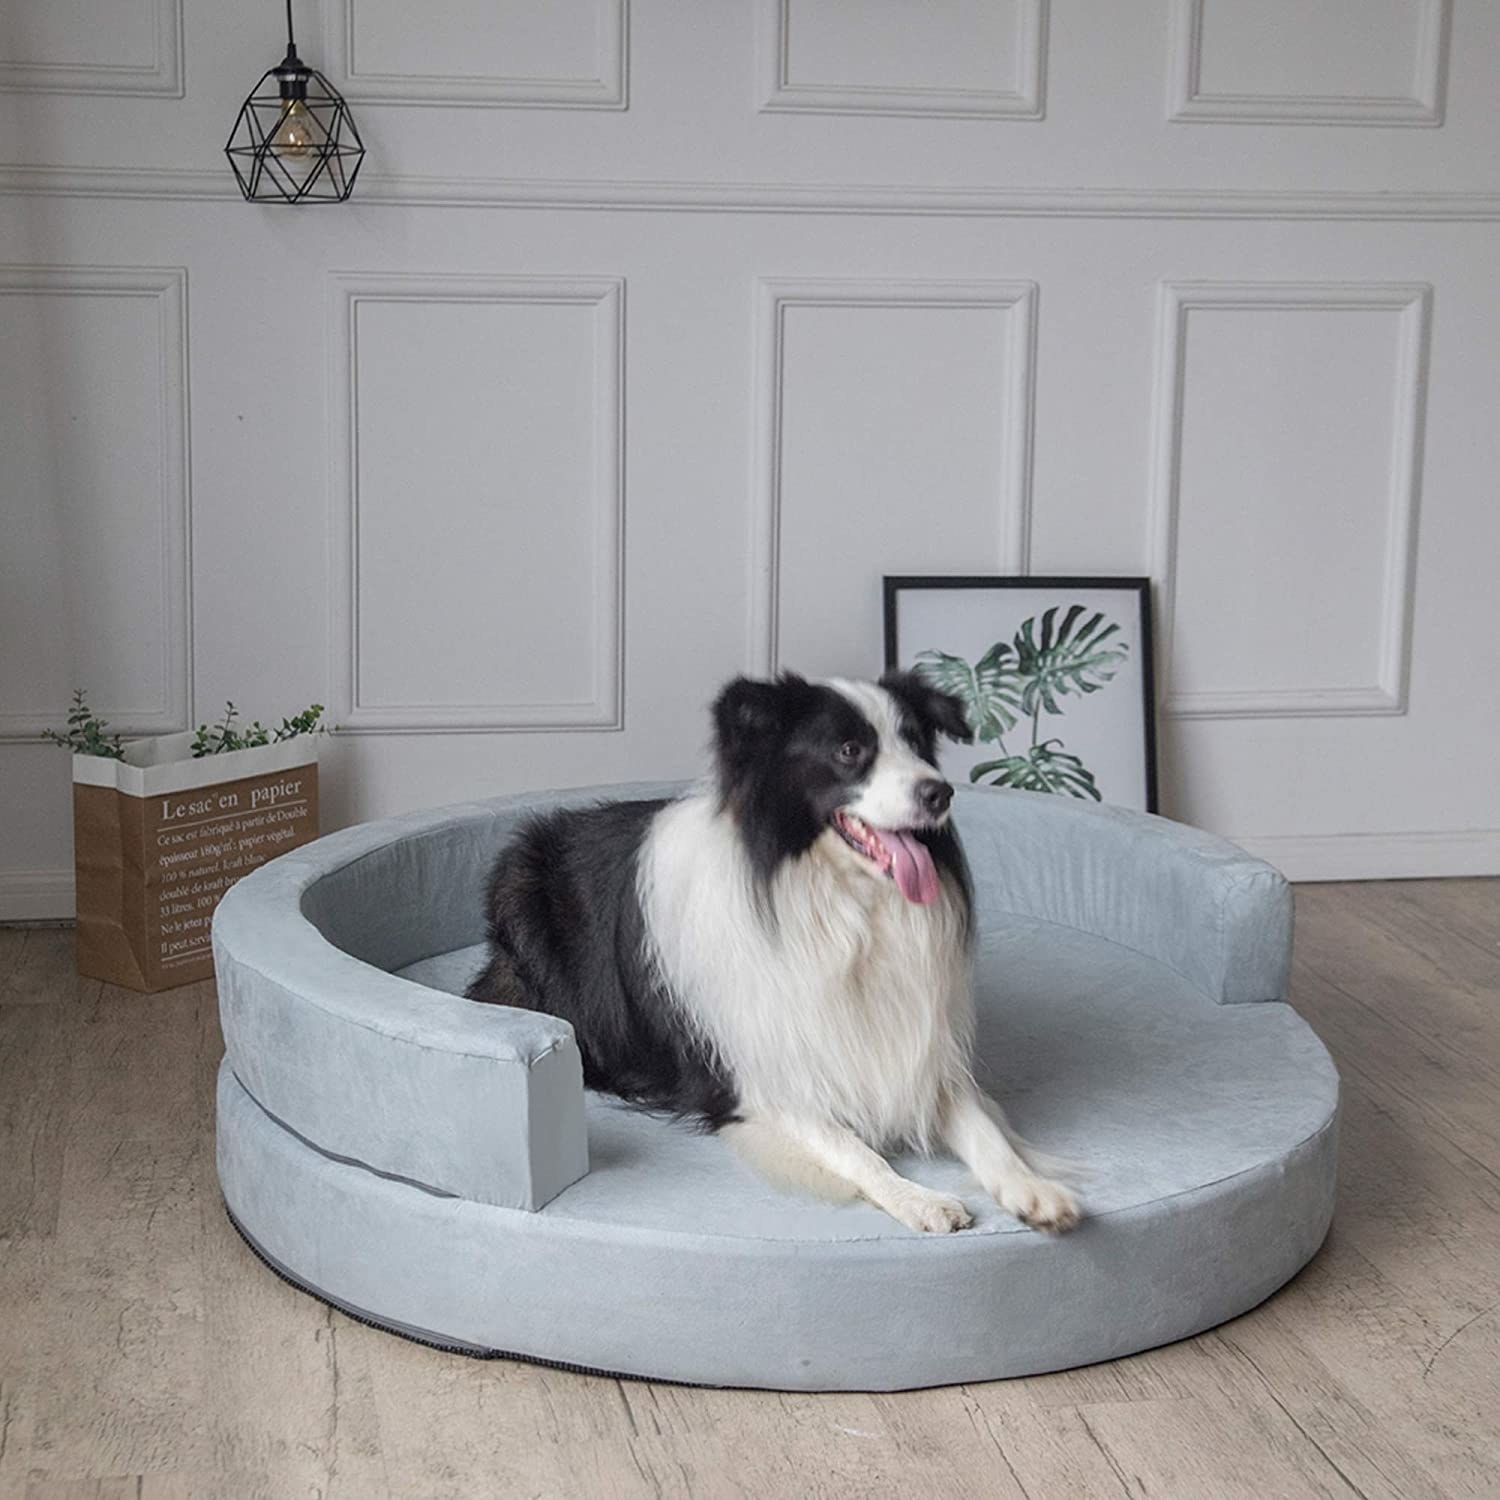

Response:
(892, 1189), (973, 1234)
(999, 1176), (1081, 1234)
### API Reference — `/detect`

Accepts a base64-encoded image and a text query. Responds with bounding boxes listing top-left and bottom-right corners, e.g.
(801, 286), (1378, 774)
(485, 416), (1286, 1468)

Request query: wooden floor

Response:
(1, 880), (1497, 1499)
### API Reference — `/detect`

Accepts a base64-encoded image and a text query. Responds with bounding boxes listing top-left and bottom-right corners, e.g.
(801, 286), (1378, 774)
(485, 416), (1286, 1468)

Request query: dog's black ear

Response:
(714, 675), (797, 751)
(880, 669), (973, 744)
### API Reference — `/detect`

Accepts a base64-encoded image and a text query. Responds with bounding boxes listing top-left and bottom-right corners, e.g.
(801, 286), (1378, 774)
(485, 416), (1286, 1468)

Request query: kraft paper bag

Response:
(72, 732), (319, 993)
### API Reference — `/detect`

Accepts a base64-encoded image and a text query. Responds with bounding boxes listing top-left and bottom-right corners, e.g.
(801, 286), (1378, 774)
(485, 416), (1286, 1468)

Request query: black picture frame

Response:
(883, 575), (1159, 814)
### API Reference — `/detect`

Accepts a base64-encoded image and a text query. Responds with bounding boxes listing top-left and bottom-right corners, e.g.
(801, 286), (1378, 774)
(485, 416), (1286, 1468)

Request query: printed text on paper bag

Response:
(151, 776), (312, 966)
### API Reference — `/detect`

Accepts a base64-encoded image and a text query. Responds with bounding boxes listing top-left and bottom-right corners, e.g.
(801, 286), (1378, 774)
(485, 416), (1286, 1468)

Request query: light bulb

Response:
(272, 99), (319, 157)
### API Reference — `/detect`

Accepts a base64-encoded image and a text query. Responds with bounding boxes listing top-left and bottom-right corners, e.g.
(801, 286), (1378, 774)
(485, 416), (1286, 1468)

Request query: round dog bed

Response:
(212, 782), (1338, 1391)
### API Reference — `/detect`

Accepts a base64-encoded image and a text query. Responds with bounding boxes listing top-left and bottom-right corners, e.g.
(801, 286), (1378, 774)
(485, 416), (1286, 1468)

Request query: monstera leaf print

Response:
(1012, 605), (1127, 717)
(912, 602), (1131, 803)
(913, 641), (1024, 740)
(968, 741), (1102, 800)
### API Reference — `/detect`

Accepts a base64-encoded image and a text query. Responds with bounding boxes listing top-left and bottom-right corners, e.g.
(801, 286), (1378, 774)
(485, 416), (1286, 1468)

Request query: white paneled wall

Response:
(327, 273), (624, 733)
(1, 0), (1497, 916)
(0, 268), (190, 739)
(1152, 281), (1430, 720)
(324, 0), (628, 109)
(0, 0), (183, 98)
(758, 0), (1048, 118)
(754, 279), (1036, 677)
(1168, 0), (1450, 125)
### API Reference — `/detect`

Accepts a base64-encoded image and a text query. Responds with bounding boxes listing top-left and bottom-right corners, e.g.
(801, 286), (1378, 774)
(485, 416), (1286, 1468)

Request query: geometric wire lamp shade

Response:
(225, 3), (365, 203)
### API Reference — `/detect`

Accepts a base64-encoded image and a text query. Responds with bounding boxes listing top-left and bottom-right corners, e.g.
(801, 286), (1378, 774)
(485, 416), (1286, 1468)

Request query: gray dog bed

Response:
(212, 782), (1338, 1390)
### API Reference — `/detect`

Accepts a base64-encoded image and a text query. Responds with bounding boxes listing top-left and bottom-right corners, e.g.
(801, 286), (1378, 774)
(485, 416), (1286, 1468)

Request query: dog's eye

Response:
(835, 740), (864, 765)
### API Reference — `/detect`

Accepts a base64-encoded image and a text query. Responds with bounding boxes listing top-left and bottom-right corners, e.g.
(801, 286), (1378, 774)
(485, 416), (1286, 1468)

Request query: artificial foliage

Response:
(42, 689), (126, 760)
(191, 701), (325, 757)
(46, 691), (325, 759)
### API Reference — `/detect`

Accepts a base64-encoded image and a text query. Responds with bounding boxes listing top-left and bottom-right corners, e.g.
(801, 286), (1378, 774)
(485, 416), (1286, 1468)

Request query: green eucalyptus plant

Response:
(42, 689), (126, 760)
(191, 701), (325, 757)
(46, 690), (325, 760)
(915, 605), (1128, 801)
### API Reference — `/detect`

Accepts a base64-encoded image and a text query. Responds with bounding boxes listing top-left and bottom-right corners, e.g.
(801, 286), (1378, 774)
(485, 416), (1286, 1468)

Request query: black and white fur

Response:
(466, 671), (1080, 1234)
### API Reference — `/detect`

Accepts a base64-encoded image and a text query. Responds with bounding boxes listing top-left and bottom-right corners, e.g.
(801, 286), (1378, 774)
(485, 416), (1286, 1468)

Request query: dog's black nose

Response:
(917, 779), (953, 817)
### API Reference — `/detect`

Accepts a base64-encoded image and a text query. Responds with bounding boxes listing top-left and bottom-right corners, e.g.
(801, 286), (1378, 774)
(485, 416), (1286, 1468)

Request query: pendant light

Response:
(225, 1), (365, 203)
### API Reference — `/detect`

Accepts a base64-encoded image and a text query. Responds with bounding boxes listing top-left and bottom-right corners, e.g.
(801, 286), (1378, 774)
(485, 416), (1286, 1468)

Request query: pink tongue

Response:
(885, 830), (940, 905)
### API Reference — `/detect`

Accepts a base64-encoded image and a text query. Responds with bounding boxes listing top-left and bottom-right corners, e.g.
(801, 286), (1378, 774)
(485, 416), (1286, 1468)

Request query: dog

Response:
(465, 670), (1080, 1234)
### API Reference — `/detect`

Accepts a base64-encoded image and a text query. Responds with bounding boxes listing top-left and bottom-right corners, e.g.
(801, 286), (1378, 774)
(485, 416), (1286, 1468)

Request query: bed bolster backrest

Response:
(955, 786), (1294, 1006)
(211, 782), (682, 1210)
(213, 915), (588, 1210)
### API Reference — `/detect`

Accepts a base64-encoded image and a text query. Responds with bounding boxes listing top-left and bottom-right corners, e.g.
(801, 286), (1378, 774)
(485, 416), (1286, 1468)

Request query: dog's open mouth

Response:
(832, 810), (941, 906)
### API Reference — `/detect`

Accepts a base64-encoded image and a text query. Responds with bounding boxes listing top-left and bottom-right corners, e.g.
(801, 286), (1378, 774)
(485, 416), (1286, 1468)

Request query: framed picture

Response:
(884, 576), (1159, 814)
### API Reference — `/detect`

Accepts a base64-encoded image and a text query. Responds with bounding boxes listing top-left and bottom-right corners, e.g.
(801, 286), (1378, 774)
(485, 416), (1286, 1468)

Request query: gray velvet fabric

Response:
(214, 784), (675, 1209)
(213, 782), (1337, 1389)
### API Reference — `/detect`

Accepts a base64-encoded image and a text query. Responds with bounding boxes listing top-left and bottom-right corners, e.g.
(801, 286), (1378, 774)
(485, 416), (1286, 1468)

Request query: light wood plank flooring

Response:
(2, 880), (1497, 1499)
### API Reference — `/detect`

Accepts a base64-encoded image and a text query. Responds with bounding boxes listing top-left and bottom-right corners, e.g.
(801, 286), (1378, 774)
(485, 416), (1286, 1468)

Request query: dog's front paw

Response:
(995, 1174), (1081, 1234)
(888, 1186), (973, 1234)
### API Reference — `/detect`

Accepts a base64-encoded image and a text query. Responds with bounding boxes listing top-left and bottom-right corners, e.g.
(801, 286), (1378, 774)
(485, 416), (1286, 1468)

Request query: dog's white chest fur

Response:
(638, 790), (973, 1148)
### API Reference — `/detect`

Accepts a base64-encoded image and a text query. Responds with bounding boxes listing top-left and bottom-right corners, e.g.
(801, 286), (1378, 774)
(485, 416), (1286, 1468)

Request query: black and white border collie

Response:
(466, 671), (1080, 1234)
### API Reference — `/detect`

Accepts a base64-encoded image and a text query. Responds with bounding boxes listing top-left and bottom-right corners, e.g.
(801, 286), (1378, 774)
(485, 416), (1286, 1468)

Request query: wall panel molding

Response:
(0, 0), (183, 97)
(328, 272), (624, 734)
(1230, 828), (1500, 882)
(1167, 0), (1450, 126)
(1148, 280), (1431, 720)
(758, 0), (1046, 119)
(3, 165), (1500, 221)
(750, 277), (1036, 674)
(325, 0), (627, 108)
(0, 265), (192, 741)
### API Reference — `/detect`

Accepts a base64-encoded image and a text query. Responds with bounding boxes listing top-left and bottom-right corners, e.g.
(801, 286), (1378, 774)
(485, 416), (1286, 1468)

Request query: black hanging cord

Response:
(285, 0), (295, 51)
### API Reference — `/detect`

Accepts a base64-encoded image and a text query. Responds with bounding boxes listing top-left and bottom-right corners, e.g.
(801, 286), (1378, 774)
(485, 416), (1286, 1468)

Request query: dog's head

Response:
(711, 670), (971, 905)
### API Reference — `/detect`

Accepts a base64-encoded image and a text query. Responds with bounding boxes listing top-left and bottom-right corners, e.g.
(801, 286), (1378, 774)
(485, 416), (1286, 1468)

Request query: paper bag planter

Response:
(72, 733), (319, 992)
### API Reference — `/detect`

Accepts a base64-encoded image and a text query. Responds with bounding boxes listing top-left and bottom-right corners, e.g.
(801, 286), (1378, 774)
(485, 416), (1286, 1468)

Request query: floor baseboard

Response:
(1231, 830), (1500, 883)
(0, 871), (76, 922)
